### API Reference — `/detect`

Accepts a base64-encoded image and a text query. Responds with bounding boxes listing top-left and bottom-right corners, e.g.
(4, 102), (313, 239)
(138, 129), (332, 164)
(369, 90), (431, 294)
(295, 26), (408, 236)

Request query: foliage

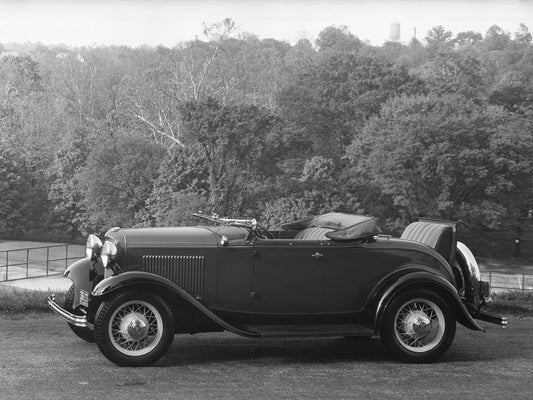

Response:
(179, 97), (278, 215)
(144, 146), (210, 226)
(277, 51), (422, 159)
(0, 145), (30, 233)
(345, 94), (533, 233)
(261, 156), (363, 229)
(425, 25), (454, 54)
(415, 51), (484, 99)
(315, 26), (363, 53)
(0, 21), (532, 240)
(484, 25), (512, 51)
(76, 131), (166, 232)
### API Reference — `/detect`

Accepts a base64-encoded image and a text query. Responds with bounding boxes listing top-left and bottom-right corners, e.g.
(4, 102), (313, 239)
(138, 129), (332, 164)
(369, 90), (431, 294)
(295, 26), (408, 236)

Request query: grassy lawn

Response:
(0, 286), (66, 313)
(486, 291), (533, 316)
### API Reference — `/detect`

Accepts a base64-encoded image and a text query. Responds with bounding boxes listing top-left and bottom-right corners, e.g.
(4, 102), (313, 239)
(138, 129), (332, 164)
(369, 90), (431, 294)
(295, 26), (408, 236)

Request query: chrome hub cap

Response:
(394, 299), (445, 353)
(109, 300), (163, 356)
(121, 313), (149, 342)
(404, 311), (432, 338)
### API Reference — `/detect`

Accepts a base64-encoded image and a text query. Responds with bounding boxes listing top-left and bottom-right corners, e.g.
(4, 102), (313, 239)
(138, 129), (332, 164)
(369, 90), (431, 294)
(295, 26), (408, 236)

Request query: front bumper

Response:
(47, 295), (94, 330)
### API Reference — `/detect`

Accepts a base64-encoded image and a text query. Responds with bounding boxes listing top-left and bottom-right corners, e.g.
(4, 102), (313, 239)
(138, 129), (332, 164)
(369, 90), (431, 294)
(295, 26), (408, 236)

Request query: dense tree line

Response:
(1, 21), (533, 243)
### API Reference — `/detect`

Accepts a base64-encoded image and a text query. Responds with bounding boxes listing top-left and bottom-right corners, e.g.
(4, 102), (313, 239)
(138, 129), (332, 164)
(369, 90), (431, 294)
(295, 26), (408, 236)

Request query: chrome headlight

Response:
(86, 234), (103, 260)
(101, 240), (118, 268)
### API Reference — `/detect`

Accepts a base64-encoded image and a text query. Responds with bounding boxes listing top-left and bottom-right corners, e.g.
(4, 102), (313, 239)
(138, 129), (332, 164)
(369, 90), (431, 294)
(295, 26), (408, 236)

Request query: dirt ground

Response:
(0, 314), (532, 400)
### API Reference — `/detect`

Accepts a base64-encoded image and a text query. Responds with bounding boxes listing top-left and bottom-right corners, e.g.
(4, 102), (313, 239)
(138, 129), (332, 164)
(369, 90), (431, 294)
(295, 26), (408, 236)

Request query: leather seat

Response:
(294, 227), (333, 240)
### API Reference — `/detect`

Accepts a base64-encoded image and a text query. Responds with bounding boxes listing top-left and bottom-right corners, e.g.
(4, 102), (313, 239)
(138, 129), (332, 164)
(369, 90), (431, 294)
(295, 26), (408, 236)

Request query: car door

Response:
(250, 239), (326, 314)
(214, 229), (255, 313)
(319, 241), (373, 313)
(252, 238), (379, 315)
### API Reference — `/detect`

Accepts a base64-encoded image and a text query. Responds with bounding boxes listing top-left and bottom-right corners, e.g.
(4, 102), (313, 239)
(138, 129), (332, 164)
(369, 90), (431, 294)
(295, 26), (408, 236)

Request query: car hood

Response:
(106, 226), (220, 249)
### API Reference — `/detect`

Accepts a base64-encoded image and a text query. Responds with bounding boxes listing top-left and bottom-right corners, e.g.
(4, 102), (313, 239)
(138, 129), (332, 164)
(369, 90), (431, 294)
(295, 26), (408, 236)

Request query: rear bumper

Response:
(474, 280), (507, 328)
(47, 295), (94, 330)
(473, 309), (508, 328)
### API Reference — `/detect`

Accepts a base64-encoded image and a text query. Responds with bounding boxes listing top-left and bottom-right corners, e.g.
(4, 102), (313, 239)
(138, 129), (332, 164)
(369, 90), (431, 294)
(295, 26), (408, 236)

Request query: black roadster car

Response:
(48, 212), (506, 366)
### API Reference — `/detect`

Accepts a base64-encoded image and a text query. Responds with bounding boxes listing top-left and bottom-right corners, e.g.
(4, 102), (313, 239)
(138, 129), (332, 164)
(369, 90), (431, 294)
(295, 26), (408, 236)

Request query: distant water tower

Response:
(390, 21), (401, 42)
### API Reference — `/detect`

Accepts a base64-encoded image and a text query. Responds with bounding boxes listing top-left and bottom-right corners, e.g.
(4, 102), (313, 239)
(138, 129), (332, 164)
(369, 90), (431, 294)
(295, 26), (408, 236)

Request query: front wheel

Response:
(380, 289), (456, 363)
(94, 291), (175, 367)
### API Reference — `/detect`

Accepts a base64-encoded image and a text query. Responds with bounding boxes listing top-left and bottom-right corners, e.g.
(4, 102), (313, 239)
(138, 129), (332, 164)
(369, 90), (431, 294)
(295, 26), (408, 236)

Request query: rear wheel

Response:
(64, 284), (95, 343)
(381, 289), (456, 363)
(94, 291), (175, 367)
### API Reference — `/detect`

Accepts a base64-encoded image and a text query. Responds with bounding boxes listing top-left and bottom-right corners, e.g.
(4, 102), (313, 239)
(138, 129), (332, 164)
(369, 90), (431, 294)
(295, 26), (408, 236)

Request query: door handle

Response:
(311, 252), (324, 258)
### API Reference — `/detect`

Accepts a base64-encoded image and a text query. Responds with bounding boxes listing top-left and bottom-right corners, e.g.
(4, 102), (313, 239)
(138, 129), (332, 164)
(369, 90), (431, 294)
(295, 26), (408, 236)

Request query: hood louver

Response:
(143, 255), (205, 297)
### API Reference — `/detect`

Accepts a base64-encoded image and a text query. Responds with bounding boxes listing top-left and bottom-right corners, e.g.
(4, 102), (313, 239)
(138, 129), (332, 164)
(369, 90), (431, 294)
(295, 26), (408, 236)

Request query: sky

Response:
(0, 0), (532, 47)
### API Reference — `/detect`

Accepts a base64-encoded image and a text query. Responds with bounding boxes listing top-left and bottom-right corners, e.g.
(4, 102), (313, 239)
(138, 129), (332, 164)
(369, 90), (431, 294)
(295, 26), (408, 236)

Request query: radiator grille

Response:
(143, 255), (205, 296)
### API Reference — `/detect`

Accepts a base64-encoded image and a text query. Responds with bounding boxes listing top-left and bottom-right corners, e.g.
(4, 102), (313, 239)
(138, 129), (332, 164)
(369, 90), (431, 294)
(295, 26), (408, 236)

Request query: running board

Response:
(242, 324), (374, 338)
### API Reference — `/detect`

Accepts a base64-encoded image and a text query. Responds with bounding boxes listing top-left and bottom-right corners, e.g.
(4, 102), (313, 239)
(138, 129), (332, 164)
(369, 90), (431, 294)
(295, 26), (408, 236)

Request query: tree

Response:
(515, 23), (532, 44)
(484, 25), (512, 51)
(425, 26), (454, 54)
(345, 94), (533, 233)
(47, 127), (93, 237)
(488, 82), (532, 112)
(76, 132), (166, 231)
(415, 52), (483, 99)
(455, 31), (483, 47)
(0, 54), (59, 236)
(144, 146), (210, 226)
(179, 98), (278, 215)
(260, 155), (362, 229)
(277, 52), (423, 158)
(126, 22), (257, 151)
(0, 145), (29, 234)
(0, 55), (42, 95)
(315, 26), (363, 53)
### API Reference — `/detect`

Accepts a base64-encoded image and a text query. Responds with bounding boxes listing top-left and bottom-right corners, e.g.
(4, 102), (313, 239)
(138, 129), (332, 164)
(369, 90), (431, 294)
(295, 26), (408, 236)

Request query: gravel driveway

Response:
(1, 314), (532, 400)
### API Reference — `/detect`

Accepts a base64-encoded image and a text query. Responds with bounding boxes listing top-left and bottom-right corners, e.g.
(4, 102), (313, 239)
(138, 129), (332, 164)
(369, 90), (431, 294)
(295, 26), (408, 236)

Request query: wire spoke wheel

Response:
(381, 289), (456, 363)
(109, 300), (163, 356)
(394, 298), (445, 353)
(95, 291), (174, 367)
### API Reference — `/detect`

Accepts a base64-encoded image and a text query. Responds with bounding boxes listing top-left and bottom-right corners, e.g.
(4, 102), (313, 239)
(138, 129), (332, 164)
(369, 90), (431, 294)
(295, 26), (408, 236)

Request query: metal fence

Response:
(0, 244), (85, 281)
(481, 272), (533, 293)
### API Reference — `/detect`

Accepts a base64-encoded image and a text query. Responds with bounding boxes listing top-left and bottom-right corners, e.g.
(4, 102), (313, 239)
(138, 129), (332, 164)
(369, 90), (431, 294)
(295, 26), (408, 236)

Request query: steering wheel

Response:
(255, 223), (274, 239)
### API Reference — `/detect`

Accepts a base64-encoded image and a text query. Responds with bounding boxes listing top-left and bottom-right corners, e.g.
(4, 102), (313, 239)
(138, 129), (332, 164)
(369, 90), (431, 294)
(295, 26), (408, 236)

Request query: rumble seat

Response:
(401, 221), (456, 264)
(294, 227), (333, 240)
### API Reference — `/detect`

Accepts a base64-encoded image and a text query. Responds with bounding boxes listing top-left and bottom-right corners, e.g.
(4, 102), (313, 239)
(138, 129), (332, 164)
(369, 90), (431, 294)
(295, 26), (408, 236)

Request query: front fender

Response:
(92, 272), (260, 338)
(63, 257), (102, 308)
(373, 271), (484, 334)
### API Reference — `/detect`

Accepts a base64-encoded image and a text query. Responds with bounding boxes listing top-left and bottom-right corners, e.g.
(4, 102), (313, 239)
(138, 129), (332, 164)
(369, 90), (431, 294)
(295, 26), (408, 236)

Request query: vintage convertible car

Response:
(48, 212), (506, 366)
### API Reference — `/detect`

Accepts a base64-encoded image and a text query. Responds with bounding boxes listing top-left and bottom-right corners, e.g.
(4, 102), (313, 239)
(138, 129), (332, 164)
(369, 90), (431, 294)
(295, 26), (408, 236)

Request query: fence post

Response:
(5, 251), (8, 281)
(46, 247), (50, 276)
(523, 273), (526, 293)
(26, 249), (30, 278)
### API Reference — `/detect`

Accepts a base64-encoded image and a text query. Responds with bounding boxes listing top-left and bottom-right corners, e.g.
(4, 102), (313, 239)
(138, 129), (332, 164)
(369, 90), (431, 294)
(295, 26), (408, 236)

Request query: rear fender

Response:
(455, 242), (484, 305)
(92, 272), (260, 338)
(372, 271), (483, 334)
